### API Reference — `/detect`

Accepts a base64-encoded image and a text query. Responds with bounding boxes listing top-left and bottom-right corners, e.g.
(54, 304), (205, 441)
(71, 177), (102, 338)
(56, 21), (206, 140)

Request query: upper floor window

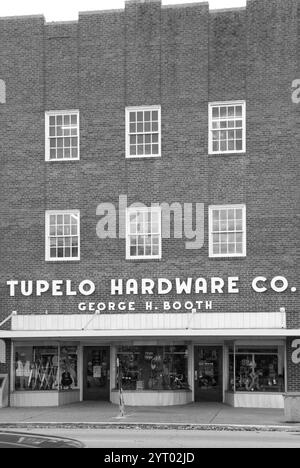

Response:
(45, 110), (79, 161)
(126, 207), (162, 260)
(209, 205), (246, 258)
(45, 210), (80, 261)
(126, 106), (161, 158)
(209, 101), (246, 154)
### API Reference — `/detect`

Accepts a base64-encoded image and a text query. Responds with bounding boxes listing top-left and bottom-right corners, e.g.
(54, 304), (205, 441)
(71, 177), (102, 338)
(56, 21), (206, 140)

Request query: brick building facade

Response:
(0, 0), (299, 408)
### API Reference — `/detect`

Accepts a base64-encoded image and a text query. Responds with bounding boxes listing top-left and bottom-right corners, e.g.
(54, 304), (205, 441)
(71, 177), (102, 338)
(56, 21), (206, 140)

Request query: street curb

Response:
(0, 422), (300, 432)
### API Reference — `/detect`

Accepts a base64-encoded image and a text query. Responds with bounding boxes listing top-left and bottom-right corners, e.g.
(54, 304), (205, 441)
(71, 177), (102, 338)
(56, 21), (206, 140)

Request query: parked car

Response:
(0, 431), (85, 448)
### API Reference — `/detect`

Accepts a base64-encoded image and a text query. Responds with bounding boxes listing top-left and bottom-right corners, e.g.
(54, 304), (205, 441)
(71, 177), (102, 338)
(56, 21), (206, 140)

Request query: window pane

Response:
(236, 243), (243, 254)
(130, 245), (137, 257)
(71, 114), (77, 125)
(213, 141), (219, 152)
(236, 106), (243, 117)
(236, 209), (243, 219)
(228, 244), (235, 254)
(228, 140), (234, 151)
(236, 140), (243, 151)
(50, 248), (56, 258)
(72, 247), (78, 257)
(152, 145), (159, 154)
(220, 141), (226, 152)
(65, 248), (71, 258)
(130, 146), (137, 156)
(71, 148), (78, 158)
(220, 244), (228, 254)
(212, 210), (219, 221)
(213, 244), (220, 255)
(212, 107), (219, 118)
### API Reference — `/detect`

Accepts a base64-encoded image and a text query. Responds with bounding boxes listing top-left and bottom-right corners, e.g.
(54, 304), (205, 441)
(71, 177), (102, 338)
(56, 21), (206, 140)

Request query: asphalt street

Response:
(12, 428), (300, 448)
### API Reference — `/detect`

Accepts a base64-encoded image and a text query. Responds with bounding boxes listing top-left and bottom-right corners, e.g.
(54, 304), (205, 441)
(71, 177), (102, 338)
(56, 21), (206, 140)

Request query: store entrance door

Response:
(83, 347), (110, 401)
(194, 346), (223, 402)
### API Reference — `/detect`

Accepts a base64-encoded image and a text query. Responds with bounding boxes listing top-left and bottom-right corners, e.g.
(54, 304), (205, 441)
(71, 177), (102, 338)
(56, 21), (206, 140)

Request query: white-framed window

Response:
(209, 205), (246, 258)
(45, 110), (80, 161)
(126, 207), (162, 260)
(126, 106), (161, 158)
(45, 210), (80, 261)
(209, 101), (246, 154)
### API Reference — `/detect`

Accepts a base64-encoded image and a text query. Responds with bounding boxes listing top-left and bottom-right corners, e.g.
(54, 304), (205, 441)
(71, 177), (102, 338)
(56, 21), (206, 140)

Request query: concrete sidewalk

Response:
(0, 402), (299, 432)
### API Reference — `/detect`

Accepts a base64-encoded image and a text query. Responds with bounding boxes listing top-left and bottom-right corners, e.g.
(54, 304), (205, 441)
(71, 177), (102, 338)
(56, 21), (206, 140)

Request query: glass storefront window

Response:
(116, 345), (189, 391)
(60, 346), (78, 390)
(14, 345), (78, 391)
(228, 347), (284, 393)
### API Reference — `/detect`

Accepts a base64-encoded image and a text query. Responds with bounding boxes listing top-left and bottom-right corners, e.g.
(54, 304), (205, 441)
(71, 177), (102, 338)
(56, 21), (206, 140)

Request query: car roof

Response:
(0, 431), (85, 448)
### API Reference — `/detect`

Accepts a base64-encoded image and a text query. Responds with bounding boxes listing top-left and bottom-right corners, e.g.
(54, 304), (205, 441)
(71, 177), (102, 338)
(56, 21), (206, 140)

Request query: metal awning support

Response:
(0, 311), (17, 329)
(81, 311), (100, 331)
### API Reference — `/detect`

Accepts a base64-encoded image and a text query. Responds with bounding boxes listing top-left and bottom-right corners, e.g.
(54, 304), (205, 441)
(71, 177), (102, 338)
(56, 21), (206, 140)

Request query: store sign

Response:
(6, 276), (297, 297)
(5, 276), (296, 313)
(292, 339), (300, 365)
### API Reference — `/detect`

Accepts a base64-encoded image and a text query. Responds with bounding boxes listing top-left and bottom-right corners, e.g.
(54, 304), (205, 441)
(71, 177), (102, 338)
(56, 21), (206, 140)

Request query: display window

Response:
(228, 347), (285, 393)
(14, 344), (78, 391)
(116, 345), (189, 391)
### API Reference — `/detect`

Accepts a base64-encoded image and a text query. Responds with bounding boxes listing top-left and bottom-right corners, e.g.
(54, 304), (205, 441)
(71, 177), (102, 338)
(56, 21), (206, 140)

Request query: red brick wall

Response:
(0, 0), (298, 329)
(286, 338), (300, 393)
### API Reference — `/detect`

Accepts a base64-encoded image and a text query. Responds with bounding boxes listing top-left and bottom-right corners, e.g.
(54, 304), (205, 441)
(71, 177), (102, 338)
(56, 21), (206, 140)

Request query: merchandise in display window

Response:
(14, 345), (78, 391)
(116, 345), (189, 391)
(60, 346), (78, 390)
(228, 347), (285, 393)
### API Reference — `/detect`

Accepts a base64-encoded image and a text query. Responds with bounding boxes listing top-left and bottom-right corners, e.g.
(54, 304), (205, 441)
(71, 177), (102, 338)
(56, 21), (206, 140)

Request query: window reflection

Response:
(116, 346), (189, 391)
(228, 347), (284, 393)
(14, 345), (78, 391)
